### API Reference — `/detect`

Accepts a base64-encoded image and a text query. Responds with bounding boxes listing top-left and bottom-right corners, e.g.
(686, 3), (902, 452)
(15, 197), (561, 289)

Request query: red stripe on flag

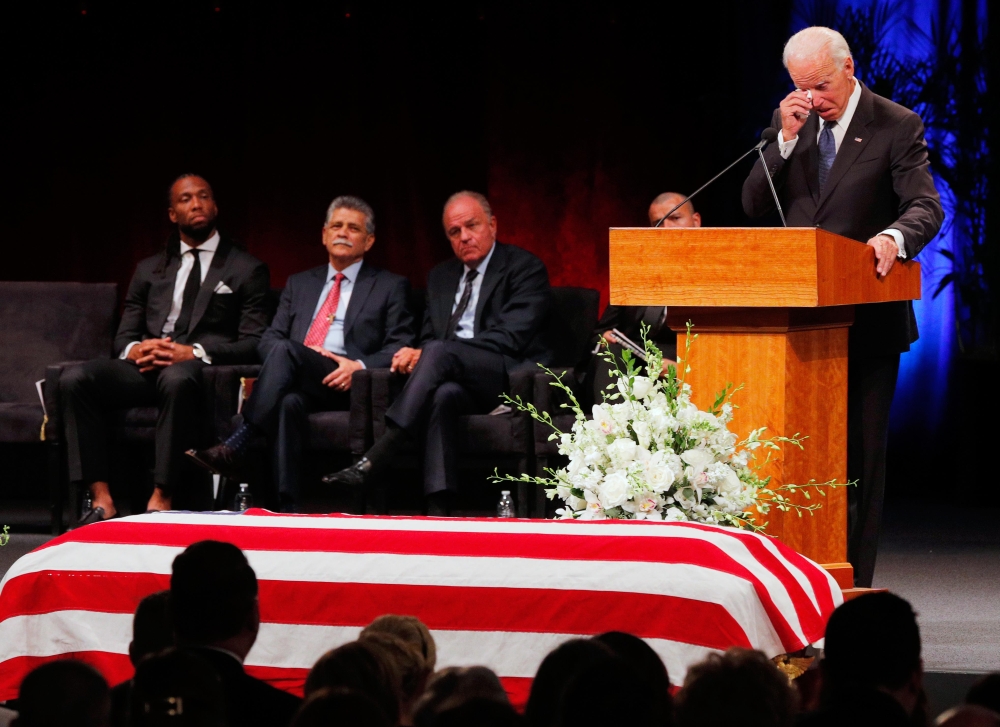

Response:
(0, 651), (133, 703)
(0, 572), (753, 651)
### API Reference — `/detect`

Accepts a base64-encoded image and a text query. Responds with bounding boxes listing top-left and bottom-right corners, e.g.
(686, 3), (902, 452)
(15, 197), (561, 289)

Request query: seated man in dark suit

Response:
(60, 174), (270, 523)
(170, 540), (301, 727)
(588, 192), (698, 406)
(187, 195), (414, 511)
(323, 191), (551, 515)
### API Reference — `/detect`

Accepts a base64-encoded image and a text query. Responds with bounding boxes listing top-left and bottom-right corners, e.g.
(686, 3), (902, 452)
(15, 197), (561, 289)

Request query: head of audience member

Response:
(967, 674), (1000, 716)
(361, 631), (431, 725)
(169, 541), (259, 661)
(413, 666), (511, 727)
(323, 195), (376, 271)
(129, 590), (173, 667)
(291, 688), (392, 727)
(593, 632), (672, 726)
(525, 638), (615, 727)
(442, 191), (497, 269)
(821, 592), (923, 716)
(556, 654), (661, 727)
(427, 699), (522, 727)
(782, 26), (856, 124)
(168, 174), (218, 245)
(648, 193), (701, 228)
(674, 648), (796, 727)
(305, 640), (401, 725)
(362, 614), (438, 670)
(13, 660), (110, 727)
(129, 648), (226, 727)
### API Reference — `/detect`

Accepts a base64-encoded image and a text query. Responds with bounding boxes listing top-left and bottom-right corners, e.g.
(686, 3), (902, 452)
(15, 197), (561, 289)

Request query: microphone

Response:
(755, 127), (787, 227)
(654, 128), (780, 228)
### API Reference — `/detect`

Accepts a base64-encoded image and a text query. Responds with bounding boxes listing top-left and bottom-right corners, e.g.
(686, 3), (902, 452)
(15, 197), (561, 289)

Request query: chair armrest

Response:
(348, 368), (373, 455)
(533, 366), (581, 455)
(43, 361), (91, 443)
(201, 365), (262, 441)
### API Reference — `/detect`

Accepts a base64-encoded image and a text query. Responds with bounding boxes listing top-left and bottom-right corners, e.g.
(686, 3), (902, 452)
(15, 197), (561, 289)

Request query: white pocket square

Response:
(214, 282), (234, 294)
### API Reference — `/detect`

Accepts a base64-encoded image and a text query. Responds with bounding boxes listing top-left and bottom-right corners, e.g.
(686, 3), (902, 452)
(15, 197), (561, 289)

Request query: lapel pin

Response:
(854, 137), (863, 142)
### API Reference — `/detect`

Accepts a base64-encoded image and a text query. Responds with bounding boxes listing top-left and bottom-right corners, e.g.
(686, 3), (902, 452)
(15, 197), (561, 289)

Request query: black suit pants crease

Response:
(61, 358), (208, 497)
(241, 339), (349, 507)
(846, 353), (900, 589)
(386, 339), (508, 496)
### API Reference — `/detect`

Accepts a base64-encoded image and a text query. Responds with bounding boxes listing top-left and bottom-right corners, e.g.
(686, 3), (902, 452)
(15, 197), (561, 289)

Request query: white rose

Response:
(644, 461), (676, 493)
(631, 420), (651, 449)
(598, 471), (630, 510)
(718, 467), (743, 495)
(631, 376), (655, 400)
(681, 448), (714, 471)
(607, 437), (638, 466)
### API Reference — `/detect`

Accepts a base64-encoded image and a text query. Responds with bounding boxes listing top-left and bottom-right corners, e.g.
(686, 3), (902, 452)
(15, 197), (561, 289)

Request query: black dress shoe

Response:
(425, 491), (454, 517)
(322, 457), (373, 488)
(186, 443), (245, 482)
(76, 506), (106, 528)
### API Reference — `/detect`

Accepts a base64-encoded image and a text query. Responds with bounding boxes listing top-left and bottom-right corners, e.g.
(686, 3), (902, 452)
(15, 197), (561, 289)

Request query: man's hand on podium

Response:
(867, 234), (899, 278)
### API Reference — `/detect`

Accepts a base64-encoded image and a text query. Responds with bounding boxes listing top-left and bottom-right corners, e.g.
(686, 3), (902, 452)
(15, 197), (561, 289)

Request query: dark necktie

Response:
(446, 268), (479, 339)
(818, 120), (838, 193)
(172, 248), (203, 339)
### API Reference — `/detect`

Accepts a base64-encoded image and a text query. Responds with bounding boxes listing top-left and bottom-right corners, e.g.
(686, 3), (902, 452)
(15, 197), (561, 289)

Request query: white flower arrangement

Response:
(495, 324), (836, 528)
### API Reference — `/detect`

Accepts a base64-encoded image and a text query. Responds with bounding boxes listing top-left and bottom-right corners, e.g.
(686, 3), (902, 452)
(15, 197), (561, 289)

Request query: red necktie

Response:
(303, 273), (346, 347)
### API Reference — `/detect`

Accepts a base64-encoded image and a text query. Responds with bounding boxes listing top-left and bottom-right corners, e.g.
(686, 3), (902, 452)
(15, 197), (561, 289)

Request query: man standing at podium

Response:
(743, 27), (943, 587)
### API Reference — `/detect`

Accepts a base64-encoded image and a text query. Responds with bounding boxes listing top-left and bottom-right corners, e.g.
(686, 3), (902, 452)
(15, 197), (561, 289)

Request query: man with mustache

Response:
(187, 195), (414, 512)
(61, 174), (271, 523)
(322, 191), (551, 515)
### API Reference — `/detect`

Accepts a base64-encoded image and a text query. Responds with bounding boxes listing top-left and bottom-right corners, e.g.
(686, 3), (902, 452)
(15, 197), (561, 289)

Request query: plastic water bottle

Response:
(235, 483), (253, 511)
(497, 490), (515, 518)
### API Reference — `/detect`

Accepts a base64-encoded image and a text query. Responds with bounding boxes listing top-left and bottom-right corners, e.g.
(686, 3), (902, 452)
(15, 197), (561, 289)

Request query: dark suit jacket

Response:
(259, 261), (414, 368)
(115, 235), (271, 364)
(742, 83), (943, 357)
(187, 647), (301, 727)
(419, 241), (552, 372)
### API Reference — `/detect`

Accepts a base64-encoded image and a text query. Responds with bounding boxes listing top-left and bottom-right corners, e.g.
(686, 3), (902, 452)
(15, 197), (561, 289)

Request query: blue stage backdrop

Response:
(792, 0), (988, 436)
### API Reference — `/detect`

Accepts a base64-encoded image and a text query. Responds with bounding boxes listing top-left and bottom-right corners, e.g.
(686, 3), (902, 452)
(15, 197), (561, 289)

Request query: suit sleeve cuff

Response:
(880, 229), (906, 259)
(193, 343), (213, 364)
(120, 342), (140, 360)
(777, 133), (797, 159)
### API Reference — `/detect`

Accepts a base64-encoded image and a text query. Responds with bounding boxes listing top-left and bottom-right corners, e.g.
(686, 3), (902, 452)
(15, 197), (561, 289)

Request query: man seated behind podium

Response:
(61, 174), (270, 523)
(589, 192), (698, 405)
(322, 191), (552, 515)
(187, 195), (414, 512)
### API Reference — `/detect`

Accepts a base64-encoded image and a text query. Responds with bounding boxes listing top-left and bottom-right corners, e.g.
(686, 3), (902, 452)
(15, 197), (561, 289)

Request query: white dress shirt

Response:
(310, 259), (365, 366)
(121, 231), (220, 363)
(452, 242), (495, 339)
(776, 79), (906, 258)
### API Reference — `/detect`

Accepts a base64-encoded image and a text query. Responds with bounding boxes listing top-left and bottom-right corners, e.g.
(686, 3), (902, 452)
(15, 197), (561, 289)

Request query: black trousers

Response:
(386, 340), (507, 495)
(241, 339), (349, 508)
(846, 353), (900, 588)
(61, 358), (208, 498)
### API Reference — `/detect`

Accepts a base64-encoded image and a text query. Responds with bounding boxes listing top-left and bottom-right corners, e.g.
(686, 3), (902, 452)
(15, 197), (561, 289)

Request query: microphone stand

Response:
(757, 147), (787, 227)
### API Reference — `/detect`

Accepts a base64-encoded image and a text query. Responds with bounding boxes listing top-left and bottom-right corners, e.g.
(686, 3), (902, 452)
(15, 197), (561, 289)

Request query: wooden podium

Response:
(608, 228), (921, 567)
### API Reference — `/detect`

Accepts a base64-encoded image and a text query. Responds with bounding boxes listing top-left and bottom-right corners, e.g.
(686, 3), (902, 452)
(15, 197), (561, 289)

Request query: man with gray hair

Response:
(188, 195), (414, 511)
(743, 27), (943, 587)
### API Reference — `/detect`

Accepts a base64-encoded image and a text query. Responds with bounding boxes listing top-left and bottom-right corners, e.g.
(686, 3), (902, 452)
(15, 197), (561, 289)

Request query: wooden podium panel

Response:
(609, 228), (922, 569)
(610, 227), (921, 307)
(666, 308), (849, 564)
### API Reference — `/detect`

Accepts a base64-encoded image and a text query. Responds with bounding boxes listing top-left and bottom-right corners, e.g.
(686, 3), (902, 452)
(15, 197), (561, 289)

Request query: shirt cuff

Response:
(193, 343), (213, 364)
(777, 133), (797, 159)
(120, 342), (140, 360)
(880, 229), (906, 259)
(357, 359), (366, 370)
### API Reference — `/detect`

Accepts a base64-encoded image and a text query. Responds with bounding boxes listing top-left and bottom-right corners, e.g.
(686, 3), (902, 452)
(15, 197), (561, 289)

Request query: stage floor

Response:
(2, 497), (997, 707)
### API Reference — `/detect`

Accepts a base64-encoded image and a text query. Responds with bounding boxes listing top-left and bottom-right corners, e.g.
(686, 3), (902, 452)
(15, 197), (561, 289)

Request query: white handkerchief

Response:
(214, 282), (234, 294)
